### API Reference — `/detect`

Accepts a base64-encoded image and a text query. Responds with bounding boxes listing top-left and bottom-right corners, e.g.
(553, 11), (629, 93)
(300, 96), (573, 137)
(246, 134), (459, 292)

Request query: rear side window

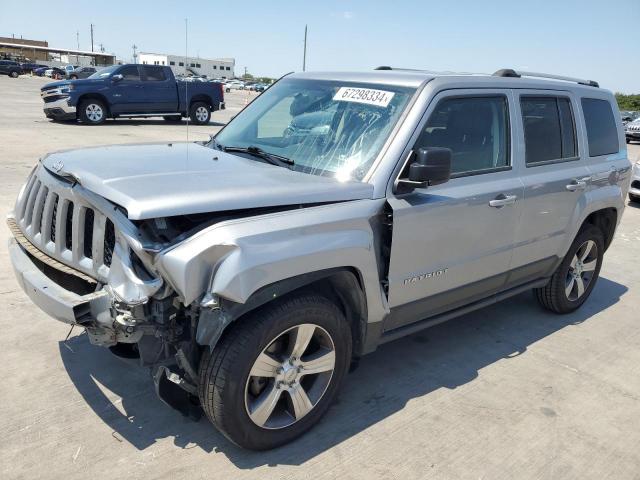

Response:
(142, 66), (166, 81)
(415, 96), (510, 176)
(581, 98), (619, 157)
(521, 96), (577, 165)
(118, 65), (140, 81)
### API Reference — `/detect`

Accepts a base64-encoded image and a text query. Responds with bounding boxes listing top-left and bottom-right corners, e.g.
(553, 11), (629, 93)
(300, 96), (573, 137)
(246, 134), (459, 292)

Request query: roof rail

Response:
(493, 69), (599, 88)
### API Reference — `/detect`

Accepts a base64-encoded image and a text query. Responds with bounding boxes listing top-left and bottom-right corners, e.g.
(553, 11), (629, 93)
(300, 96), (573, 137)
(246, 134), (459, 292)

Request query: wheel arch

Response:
(581, 207), (618, 251)
(196, 267), (370, 357)
(189, 94), (213, 109)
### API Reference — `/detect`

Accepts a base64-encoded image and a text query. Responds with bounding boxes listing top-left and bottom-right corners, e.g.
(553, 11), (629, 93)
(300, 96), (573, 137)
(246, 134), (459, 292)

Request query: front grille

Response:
(13, 165), (117, 282)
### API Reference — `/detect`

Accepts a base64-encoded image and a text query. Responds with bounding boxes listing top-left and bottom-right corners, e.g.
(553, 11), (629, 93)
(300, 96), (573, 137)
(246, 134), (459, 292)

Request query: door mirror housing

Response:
(396, 147), (452, 193)
(111, 74), (123, 82)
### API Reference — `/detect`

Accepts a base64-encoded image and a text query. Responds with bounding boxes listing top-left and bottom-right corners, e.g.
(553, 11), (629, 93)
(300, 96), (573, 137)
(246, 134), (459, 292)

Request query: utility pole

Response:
(132, 44), (138, 63)
(90, 24), (94, 52)
(99, 43), (105, 53)
(244, 66), (247, 78)
(76, 31), (80, 63)
(302, 24), (307, 72)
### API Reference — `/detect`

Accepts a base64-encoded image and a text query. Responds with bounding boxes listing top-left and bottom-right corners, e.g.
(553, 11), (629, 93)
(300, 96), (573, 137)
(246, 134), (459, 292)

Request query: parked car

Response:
(626, 117), (640, 144)
(254, 83), (268, 92)
(621, 111), (640, 125)
(20, 63), (48, 74)
(0, 59), (22, 78)
(225, 80), (244, 92)
(67, 66), (97, 79)
(45, 67), (66, 79)
(33, 66), (49, 76)
(8, 68), (632, 450)
(39, 64), (224, 124)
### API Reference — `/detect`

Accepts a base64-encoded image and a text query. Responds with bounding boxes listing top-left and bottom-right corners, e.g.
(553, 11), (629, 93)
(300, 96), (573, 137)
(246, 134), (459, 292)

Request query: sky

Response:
(1, 0), (638, 92)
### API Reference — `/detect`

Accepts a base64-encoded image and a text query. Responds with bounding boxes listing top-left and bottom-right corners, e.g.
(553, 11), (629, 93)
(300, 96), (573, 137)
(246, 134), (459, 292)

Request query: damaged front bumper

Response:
(9, 238), (111, 325)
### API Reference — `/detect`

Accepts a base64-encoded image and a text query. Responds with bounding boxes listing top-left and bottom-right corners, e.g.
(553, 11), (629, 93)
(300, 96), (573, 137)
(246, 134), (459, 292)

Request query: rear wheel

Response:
(535, 225), (604, 313)
(10, 70), (19, 78)
(198, 293), (351, 450)
(78, 99), (107, 125)
(189, 102), (211, 125)
(630, 193), (639, 203)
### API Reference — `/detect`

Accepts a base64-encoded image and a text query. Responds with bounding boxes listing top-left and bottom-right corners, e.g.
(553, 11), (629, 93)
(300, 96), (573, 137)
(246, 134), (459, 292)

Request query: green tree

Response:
(615, 93), (640, 111)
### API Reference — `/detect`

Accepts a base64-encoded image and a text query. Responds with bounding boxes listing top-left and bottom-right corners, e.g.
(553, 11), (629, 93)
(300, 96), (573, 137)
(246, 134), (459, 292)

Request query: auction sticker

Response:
(333, 87), (395, 107)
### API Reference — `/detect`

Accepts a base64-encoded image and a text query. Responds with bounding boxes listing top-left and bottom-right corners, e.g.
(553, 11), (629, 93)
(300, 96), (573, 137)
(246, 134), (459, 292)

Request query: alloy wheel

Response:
(244, 323), (336, 429)
(86, 104), (103, 122)
(565, 239), (598, 301)
(195, 106), (208, 122)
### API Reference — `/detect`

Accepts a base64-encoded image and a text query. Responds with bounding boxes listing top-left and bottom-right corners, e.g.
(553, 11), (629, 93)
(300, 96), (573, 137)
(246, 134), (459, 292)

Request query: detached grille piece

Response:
(104, 219), (115, 267)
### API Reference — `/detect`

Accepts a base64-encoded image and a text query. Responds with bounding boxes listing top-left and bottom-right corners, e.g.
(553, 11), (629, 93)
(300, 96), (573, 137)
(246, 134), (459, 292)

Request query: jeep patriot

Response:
(8, 68), (632, 449)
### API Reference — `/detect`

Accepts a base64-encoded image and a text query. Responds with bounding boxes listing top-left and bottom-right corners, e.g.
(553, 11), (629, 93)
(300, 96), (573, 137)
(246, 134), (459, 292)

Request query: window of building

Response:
(212, 65), (217, 69)
(190, 63), (196, 67)
(142, 61), (147, 64)
(196, 63), (201, 68)
(142, 66), (166, 81)
(581, 98), (619, 157)
(170, 61), (175, 66)
(179, 62), (184, 67)
(414, 96), (510, 176)
(225, 66), (230, 71)
(521, 96), (577, 164)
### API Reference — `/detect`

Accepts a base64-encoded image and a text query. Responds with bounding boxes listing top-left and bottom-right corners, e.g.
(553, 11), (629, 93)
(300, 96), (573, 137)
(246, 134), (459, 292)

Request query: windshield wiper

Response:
(222, 145), (294, 168)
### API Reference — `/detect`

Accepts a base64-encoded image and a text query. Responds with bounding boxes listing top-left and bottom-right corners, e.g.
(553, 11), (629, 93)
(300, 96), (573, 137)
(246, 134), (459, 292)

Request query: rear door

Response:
(385, 90), (523, 331)
(109, 65), (146, 113)
(140, 66), (177, 112)
(508, 91), (591, 285)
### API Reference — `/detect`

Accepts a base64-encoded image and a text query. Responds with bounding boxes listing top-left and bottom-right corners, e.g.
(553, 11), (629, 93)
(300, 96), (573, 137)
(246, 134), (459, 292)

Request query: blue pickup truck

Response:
(40, 64), (224, 125)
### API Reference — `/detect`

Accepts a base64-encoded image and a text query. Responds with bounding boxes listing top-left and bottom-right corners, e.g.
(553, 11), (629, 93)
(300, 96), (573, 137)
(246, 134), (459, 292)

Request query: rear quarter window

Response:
(581, 98), (619, 157)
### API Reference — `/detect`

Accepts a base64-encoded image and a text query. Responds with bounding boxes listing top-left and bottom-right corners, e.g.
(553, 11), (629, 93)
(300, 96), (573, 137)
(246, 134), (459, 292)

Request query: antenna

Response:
(302, 25), (307, 71)
(185, 18), (189, 158)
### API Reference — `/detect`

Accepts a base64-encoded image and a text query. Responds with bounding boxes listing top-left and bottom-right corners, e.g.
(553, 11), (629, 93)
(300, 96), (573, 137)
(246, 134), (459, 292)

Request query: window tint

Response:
(521, 96), (577, 164)
(415, 96), (509, 175)
(119, 65), (140, 81)
(581, 98), (619, 157)
(143, 66), (166, 81)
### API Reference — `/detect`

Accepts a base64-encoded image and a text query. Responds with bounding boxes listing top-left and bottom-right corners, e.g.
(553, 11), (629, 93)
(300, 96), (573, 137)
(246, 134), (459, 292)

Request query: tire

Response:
(189, 102), (211, 125)
(198, 293), (352, 450)
(163, 115), (182, 122)
(535, 225), (604, 314)
(70, 75), (78, 80)
(630, 193), (640, 203)
(10, 70), (19, 78)
(225, 87), (231, 93)
(78, 99), (107, 125)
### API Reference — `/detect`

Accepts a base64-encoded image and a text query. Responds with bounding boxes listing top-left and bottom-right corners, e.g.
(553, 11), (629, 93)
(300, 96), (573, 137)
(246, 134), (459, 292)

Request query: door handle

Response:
(566, 177), (591, 191)
(489, 194), (517, 208)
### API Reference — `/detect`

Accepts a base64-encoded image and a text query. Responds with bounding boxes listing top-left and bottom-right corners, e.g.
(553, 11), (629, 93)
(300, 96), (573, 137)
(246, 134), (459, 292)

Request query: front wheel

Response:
(189, 102), (211, 125)
(198, 294), (352, 450)
(535, 225), (604, 314)
(10, 70), (19, 78)
(78, 99), (107, 125)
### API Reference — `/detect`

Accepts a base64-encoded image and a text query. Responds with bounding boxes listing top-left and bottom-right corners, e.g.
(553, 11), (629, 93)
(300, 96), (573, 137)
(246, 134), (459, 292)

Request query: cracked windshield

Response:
(214, 78), (415, 180)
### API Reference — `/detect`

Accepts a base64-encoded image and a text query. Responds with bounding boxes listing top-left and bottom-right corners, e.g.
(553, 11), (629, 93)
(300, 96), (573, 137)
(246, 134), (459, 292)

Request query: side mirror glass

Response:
(112, 74), (123, 82)
(396, 147), (452, 193)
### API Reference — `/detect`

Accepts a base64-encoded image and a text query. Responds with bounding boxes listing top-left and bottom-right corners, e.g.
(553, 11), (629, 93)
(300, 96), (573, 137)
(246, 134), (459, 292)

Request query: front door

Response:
(385, 91), (523, 331)
(109, 65), (146, 113)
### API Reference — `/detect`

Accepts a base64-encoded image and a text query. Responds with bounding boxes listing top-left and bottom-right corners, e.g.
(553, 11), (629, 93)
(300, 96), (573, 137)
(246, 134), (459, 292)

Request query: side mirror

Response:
(111, 74), (123, 82)
(396, 147), (452, 193)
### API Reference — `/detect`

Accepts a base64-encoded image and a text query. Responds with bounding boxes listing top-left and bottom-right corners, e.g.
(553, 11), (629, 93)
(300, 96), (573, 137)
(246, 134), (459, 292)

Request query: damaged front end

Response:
(8, 163), (209, 418)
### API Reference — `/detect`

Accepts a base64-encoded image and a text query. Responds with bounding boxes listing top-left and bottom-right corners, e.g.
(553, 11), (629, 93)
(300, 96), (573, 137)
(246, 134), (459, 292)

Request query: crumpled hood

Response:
(41, 143), (374, 220)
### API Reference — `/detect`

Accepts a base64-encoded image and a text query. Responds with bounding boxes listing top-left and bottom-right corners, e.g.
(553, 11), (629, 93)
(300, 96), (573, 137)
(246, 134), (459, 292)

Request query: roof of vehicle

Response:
(289, 68), (609, 95)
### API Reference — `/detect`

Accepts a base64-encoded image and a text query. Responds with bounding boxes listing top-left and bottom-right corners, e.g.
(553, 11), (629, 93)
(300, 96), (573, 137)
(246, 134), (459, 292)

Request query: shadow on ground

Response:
(59, 277), (627, 467)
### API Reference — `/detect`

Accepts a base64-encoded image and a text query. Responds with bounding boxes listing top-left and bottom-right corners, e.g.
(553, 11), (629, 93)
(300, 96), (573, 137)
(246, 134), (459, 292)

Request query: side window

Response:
(415, 96), (509, 175)
(581, 98), (619, 157)
(142, 66), (166, 81)
(521, 96), (577, 164)
(118, 66), (140, 81)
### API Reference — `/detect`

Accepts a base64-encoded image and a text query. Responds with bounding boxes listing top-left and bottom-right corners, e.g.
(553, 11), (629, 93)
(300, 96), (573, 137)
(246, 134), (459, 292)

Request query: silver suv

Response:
(7, 68), (632, 450)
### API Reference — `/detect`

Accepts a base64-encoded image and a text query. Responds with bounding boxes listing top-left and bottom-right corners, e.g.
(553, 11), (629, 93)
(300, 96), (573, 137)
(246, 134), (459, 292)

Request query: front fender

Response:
(156, 199), (388, 323)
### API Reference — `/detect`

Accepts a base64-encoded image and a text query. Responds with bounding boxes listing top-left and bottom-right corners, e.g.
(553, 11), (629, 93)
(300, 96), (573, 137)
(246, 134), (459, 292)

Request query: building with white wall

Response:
(138, 52), (235, 78)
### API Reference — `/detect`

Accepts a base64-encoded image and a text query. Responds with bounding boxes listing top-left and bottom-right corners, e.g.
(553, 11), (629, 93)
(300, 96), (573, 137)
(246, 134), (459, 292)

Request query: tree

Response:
(615, 93), (640, 111)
